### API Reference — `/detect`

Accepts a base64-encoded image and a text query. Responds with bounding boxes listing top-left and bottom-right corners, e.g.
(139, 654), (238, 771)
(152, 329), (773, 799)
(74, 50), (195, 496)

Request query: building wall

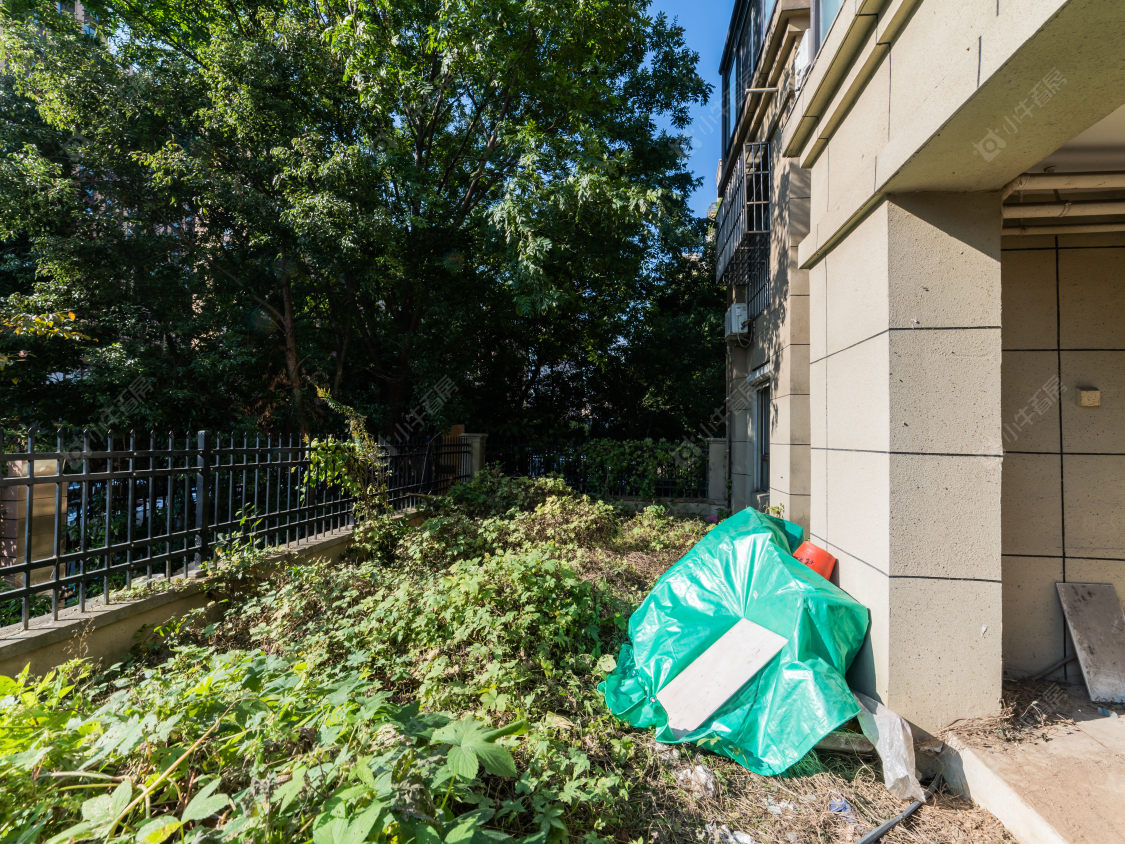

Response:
(728, 127), (813, 526)
(766, 133), (813, 529)
(723, 2), (813, 522)
(729, 342), (755, 512)
(808, 194), (1004, 727)
(1001, 232), (1125, 680)
(790, 0), (1125, 271)
(779, 0), (1125, 731)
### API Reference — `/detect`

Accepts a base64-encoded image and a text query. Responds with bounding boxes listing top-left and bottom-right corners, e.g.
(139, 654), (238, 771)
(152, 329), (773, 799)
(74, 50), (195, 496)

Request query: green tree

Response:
(587, 219), (725, 439)
(0, 0), (709, 435)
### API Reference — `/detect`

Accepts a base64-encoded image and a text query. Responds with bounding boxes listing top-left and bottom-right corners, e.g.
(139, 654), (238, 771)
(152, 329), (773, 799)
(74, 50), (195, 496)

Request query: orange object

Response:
(793, 541), (837, 580)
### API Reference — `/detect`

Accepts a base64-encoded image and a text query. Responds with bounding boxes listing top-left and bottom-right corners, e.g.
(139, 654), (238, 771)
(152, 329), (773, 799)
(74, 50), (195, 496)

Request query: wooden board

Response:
(656, 617), (787, 736)
(1056, 582), (1125, 703)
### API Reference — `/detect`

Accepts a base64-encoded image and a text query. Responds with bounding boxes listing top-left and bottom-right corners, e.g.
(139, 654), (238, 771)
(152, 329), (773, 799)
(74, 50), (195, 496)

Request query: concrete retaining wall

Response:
(0, 529), (353, 678)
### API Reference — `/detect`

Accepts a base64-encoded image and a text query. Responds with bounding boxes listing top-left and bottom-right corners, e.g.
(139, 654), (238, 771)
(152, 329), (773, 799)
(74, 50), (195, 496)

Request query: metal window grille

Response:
(715, 142), (772, 321)
(0, 431), (471, 630)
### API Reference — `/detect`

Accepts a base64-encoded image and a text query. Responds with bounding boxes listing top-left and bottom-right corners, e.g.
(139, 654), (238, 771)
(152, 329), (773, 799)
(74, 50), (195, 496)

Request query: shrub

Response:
(429, 466), (573, 519)
(396, 512), (502, 570)
(615, 503), (711, 553)
(505, 495), (619, 549)
(0, 475), (711, 842)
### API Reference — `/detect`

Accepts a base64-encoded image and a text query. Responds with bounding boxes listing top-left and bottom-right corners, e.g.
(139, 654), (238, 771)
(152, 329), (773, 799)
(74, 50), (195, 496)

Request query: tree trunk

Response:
(279, 275), (308, 437)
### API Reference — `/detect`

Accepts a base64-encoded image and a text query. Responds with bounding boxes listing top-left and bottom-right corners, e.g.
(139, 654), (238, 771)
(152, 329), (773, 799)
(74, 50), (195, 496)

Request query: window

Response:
(760, 0), (779, 41)
(721, 0), (785, 170)
(813, 0), (845, 52)
(724, 64), (738, 152)
(754, 384), (771, 493)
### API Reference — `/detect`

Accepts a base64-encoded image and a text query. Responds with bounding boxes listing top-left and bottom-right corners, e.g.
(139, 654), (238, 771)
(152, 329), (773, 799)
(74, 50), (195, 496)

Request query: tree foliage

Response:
(0, 0), (715, 436)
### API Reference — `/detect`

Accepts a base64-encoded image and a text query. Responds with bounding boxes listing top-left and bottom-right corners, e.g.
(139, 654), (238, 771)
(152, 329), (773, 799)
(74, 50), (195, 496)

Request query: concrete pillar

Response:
(728, 346), (753, 513)
(766, 161), (812, 531)
(460, 434), (487, 476)
(810, 192), (1003, 730)
(706, 438), (729, 510)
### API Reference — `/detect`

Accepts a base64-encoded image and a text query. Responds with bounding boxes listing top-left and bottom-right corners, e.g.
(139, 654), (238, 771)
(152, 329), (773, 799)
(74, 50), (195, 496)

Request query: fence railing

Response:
(486, 438), (708, 501)
(0, 431), (471, 630)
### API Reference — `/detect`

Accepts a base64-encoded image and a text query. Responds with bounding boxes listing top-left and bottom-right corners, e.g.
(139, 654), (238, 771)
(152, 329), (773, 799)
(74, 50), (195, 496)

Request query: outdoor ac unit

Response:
(725, 304), (749, 340)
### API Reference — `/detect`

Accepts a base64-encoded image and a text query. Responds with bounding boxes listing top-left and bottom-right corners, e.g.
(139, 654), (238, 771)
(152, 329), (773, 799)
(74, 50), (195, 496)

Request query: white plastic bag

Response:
(854, 692), (926, 801)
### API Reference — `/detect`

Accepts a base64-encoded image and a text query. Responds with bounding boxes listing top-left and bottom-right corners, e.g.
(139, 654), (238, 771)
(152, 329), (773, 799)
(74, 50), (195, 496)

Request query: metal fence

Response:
(383, 435), (473, 511)
(487, 439), (708, 501)
(0, 431), (471, 630)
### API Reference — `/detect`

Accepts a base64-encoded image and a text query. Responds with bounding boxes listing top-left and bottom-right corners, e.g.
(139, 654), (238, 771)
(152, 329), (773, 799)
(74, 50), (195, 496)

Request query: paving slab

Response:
(946, 687), (1125, 844)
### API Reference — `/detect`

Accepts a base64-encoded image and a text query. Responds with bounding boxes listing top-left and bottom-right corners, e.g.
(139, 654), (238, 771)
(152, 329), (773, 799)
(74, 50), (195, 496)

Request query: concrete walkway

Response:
(945, 685), (1125, 844)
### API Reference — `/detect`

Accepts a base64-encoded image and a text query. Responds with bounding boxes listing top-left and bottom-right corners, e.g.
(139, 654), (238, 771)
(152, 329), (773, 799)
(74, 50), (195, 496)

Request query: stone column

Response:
(728, 346), (752, 513)
(809, 192), (1004, 730)
(459, 434), (488, 476)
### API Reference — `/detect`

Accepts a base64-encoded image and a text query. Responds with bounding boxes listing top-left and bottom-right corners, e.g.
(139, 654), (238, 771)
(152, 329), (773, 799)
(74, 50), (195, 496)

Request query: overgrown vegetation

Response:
(0, 472), (708, 842)
(0, 472), (1012, 843)
(490, 440), (708, 500)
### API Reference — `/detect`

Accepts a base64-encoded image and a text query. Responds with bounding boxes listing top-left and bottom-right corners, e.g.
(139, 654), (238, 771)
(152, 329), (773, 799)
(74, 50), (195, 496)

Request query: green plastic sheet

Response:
(599, 508), (870, 776)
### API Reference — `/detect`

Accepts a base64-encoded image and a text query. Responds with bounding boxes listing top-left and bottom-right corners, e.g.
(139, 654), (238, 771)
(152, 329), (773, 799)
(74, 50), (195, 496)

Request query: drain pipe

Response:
(1002, 200), (1125, 219)
(856, 775), (943, 844)
(1002, 170), (1125, 201)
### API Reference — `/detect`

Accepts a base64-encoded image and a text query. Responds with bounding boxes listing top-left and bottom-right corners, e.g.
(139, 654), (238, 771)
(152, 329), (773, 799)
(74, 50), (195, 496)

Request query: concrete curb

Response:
(942, 736), (1071, 844)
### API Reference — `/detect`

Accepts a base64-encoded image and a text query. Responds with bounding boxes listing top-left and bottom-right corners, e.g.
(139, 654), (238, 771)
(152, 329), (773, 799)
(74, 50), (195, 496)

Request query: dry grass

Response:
(940, 679), (1093, 748)
(615, 739), (1014, 844)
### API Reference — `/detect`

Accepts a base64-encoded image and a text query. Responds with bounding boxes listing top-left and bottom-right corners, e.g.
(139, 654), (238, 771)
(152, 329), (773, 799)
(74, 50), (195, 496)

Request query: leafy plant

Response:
(306, 388), (391, 524)
(0, 651), (532, 843)
(761, 502), (785, 519)
(0, 309), (90, 370)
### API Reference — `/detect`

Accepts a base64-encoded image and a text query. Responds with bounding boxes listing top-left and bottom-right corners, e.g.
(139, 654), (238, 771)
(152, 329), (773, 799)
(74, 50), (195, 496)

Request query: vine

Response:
(306, 387), (391, 523)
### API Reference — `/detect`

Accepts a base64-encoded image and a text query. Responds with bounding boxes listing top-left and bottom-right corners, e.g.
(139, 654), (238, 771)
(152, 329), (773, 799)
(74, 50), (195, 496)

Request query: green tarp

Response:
(599, 508), (870, 776)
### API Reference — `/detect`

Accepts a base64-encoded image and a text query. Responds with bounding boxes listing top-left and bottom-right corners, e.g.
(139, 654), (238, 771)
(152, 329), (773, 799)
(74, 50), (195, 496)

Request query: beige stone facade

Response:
(717, 0), (1125, 730)
(1001, 232), (1125, 682)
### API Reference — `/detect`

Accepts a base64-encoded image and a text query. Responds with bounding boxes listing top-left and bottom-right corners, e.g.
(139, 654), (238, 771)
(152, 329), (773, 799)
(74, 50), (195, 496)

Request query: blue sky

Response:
(651, 0), (731, 218)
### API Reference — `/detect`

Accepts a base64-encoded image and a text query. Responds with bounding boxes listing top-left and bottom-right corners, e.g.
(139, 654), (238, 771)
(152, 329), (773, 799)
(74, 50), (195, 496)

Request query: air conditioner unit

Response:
(725, 304), (749, 340)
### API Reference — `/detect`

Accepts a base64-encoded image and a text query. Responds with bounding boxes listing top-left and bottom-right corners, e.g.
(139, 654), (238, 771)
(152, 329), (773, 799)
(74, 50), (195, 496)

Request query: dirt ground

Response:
(629, 736), (1015, 844)
(942, 677), (1125, 748)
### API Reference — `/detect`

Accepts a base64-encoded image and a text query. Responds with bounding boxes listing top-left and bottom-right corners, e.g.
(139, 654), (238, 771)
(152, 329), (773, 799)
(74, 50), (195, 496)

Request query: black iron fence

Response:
(0, 431), (471, 630)
(383, 435), (473, 511)
(487, 438), (708, 501)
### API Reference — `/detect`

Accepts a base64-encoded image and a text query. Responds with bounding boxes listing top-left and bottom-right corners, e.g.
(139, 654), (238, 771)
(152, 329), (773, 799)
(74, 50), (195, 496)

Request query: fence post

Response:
(194, 431), (211, 574)
(706, 438), (728, 513)
(460, 434), (487, 476)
